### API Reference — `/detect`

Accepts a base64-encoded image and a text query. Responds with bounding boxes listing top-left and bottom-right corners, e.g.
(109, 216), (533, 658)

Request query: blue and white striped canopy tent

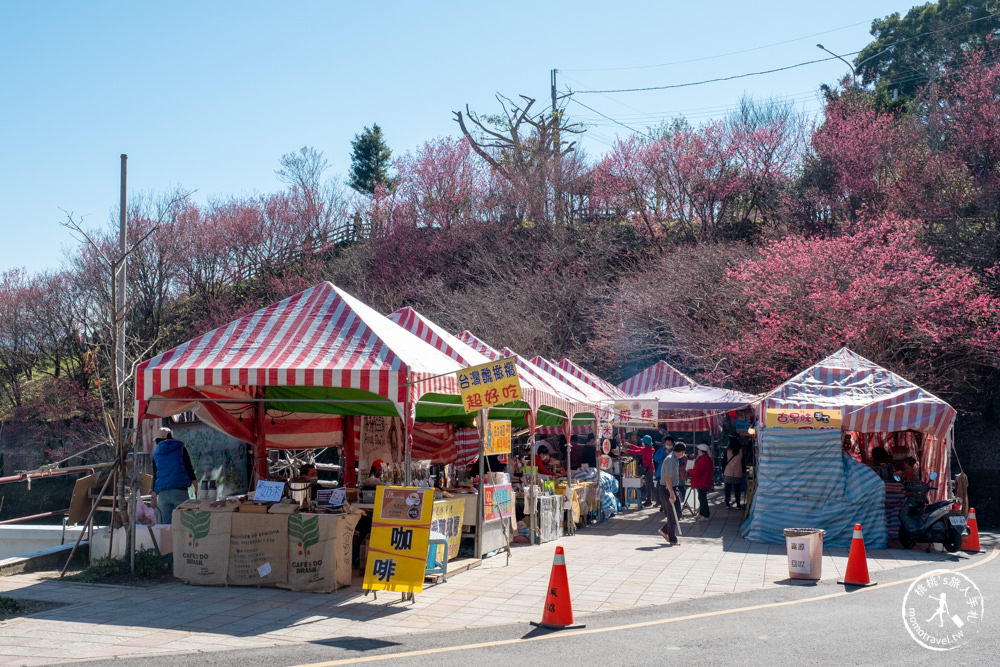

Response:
(740, 427), (887, 548)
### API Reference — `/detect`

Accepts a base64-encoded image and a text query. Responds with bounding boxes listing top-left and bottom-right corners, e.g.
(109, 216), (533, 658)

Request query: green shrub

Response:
(63, 549), (168, 583)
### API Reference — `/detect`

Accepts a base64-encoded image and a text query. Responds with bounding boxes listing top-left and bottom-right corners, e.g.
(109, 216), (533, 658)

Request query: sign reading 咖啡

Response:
(363, 486), (434, 595)
(456, 358), (522, 412)
(484, 420), (512, 455)
(765, 408), (842, 429)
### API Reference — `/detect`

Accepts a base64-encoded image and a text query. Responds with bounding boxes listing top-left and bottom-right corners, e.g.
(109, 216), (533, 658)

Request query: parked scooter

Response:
(898, 472), (967, 552)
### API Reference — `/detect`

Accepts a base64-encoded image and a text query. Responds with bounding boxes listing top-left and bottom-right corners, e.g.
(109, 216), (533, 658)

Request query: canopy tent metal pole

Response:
(404, 385), (412, 485)
(564, 418), (572, 534)
(476, 408), (487, 558)
(527, 409), (537, 547)
(254, 388), (268, 481)
(594, 414), (601, 524)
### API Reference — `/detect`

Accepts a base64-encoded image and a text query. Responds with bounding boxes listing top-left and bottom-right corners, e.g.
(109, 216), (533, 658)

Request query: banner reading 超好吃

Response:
(456, 358), (522, 412)
(363, 486), (434, 595)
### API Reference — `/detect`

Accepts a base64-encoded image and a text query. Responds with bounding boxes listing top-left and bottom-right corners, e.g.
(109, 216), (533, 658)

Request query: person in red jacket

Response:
(626, 435), (656, 506)
(689, 443), (714, 518)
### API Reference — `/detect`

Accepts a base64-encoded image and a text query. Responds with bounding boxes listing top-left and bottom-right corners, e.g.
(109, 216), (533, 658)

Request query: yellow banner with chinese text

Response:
(484, 420), (512, 455)
(456, 357), (522, 412)
(430, 498), (465, 560)
(765, 408), (842, 429)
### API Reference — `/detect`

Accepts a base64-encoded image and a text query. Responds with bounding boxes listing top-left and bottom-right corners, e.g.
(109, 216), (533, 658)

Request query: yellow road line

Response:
(293, 548), (998, 667)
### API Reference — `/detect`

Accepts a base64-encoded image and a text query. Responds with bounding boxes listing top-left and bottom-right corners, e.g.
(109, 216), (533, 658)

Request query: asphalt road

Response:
(76, 549), (998, 667)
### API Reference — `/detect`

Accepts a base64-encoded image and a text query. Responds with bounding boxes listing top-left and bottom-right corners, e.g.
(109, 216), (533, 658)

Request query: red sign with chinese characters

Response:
(613, 400), (659, 426)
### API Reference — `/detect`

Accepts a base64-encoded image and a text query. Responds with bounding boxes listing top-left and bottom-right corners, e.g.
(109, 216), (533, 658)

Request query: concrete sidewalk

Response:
(0, 496), (987, 665)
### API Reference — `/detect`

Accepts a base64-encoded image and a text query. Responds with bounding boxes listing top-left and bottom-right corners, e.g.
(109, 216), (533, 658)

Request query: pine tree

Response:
(348, 124), (393, 194)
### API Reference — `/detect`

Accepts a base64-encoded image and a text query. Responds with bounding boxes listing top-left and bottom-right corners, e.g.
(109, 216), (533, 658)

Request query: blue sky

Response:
(1, 0), (909, 273)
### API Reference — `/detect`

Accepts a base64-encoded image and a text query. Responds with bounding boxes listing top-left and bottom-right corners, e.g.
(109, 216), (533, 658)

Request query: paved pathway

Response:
(0, 497), (986, 665)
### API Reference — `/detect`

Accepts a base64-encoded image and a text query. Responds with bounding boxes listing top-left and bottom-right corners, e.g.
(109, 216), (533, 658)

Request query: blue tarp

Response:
(741, 428), (887, 548)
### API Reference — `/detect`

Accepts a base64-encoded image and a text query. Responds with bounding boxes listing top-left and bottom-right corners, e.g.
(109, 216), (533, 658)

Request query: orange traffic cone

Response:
(530, 546), (585, 630)
(962, 508), (982, 553)
(838, 523), (876, 587)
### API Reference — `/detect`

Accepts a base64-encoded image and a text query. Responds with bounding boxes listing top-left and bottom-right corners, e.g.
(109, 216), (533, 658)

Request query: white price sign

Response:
(257, 561), (272, 578)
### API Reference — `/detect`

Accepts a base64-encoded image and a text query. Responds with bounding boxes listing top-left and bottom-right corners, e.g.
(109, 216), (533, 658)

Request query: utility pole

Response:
(117, 154), (127, 411)
(118, 154), (135, 573)
(551, 68), (561, 222)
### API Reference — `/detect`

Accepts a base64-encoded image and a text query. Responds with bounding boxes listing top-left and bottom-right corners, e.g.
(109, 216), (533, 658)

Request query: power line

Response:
(570, 11), (1000, 95)
(572, 90), (820, 122)
(572, 55), (851, 95)
(561, 19), (872, 73)
(568, 97), (648, 136)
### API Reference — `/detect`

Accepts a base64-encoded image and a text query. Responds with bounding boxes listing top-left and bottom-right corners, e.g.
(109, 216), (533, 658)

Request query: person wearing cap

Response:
(689, 443), (714, 518)
(655, 442), (686, 544)
(626, 434), (656, 507)
(151, 427), (196, 524)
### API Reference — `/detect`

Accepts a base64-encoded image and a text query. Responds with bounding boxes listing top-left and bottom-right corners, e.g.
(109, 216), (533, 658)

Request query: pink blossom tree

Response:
(722, 214), (1000, 400)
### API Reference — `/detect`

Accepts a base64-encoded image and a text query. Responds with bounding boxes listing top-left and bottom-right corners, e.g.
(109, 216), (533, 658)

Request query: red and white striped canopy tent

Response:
(135, 283), (469, 471)
(387, 308), (580, 429)
(758, 347), (956, 500)
(634, 385), (758, 432)
(457, 331), (597, 426)
(559, 358), (630, 401)
(455, 331), (597, 428)
(531, 356), (618, 435)
(617, 360), (696, 395)
(617, 360), (724, 431)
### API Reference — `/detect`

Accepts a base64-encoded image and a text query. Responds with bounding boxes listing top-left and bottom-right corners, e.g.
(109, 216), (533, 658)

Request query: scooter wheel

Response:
(943, 525), (963, 553)
(899, 523), (915, 549)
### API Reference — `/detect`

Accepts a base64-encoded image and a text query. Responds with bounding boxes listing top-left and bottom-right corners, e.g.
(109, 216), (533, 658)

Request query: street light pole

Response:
(816, 44), (856, 86)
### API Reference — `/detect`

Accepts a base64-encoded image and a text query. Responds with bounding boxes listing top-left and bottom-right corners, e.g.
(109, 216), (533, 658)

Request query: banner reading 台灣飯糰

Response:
(456, 358), (522, 412)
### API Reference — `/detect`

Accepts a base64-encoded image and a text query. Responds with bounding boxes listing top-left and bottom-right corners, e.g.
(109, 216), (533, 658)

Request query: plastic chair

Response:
(425, 530), (449, 582)
(622, 477), (642, 510)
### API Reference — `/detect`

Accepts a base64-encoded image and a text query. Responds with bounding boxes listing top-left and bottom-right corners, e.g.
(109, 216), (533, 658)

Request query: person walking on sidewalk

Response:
(690, 443), (714, 518)
(653, 435), (672, 512)
(627, 435), (656, 507)
(723, 437), (744, 509)
(656, 442), (683, 545)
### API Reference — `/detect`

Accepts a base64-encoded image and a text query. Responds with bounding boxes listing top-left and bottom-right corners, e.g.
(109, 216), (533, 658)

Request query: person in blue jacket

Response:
(151, 427), (196, 524)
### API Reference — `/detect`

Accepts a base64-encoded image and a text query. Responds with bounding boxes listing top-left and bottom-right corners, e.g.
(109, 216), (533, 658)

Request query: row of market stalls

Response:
(134, 282), (959, 568)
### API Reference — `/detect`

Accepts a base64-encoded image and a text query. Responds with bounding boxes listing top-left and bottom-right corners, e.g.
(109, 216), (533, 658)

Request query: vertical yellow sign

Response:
(363, 486), (434, 594)
(484, 420), (512, 455)
(430, 498), (465, 560)
(456, 357), (522, 412)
